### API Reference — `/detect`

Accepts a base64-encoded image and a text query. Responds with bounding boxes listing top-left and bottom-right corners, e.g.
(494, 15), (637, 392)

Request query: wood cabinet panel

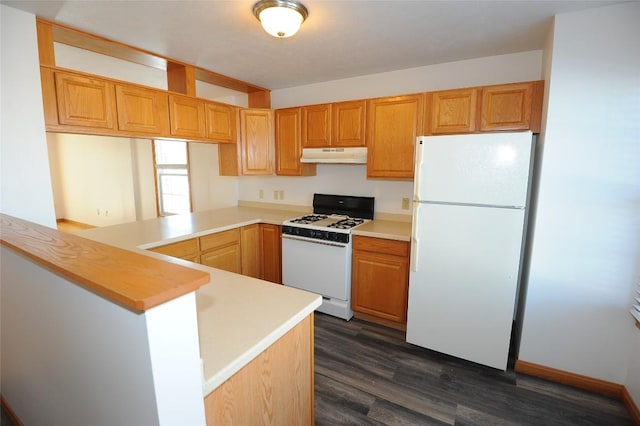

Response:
(331, 100), (366, 147)
(200, 244), (241, 274)
(352, 236), (410, 326)
(205, 102), (236, 143)
(204, 315), (313, 425)
(301, 104), (331, 148)
(241, 224), (261, 279)
(275, 108), (316, 176)
(366, 95), (423, 179)
(480, 82), (535, 132)
(427, 88), (478, 134)
(40, 67), (59, 126)
(54, 72), (115, 129)
(150, 238), (199, 260)
(115, 84), (169, 135)
(200, 228), (240, 252)
(261, 224), (282, 284)
(239, 108), (274, 175)
(168, 94), (206, 138)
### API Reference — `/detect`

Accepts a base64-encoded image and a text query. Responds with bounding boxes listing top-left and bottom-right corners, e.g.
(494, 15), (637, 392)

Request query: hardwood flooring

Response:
(314, 312), (633, 426)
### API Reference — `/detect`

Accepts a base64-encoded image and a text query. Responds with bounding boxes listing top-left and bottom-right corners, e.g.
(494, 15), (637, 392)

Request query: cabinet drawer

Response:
(150, 238), (199, 259)
(200, 228), (241, 252)
(353, 235), (409, 257)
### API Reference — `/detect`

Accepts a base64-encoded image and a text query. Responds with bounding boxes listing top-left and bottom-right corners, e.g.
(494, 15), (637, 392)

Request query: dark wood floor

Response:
(314, 312), (633, 426)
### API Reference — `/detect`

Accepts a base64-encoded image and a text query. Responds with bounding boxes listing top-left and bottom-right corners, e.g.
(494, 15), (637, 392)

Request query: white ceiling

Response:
(3, 0), (621, 90)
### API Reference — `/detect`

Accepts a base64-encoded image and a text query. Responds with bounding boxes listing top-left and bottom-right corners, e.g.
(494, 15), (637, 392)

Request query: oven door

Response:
(281, 235), (351, 301)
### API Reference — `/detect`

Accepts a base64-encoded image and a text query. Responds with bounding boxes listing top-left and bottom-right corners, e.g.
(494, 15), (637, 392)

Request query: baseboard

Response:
(514, 360), (623, 397)
(1, 394), (24, 426)
(56, 218), (95, 230)
(622, 386), (640, 426)
(515, 360), (640, 425)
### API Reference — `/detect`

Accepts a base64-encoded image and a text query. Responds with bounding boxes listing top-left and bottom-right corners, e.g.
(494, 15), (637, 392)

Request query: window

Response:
(154, 140), (191, 216)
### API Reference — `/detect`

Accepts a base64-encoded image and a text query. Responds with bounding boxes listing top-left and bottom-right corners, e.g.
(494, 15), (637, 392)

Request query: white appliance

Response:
(300, 147), (367, 164)
(406, 131), (534, 370)
(282, 194), (374, 320)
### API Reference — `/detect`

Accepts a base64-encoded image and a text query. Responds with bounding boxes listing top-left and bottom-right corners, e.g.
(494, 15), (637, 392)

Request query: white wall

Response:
(47, 133), (143, 226)
(519, 2), (640, 394)
(1, 247), (206, 424)
(189, 142), (239, 211)
(240, 51), (543, 215)
(0, 5), (56, 227)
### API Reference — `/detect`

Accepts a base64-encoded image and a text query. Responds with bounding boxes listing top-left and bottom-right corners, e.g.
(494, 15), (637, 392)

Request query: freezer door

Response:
(415, 132), (533, 207)
(406, 203), (525, 370)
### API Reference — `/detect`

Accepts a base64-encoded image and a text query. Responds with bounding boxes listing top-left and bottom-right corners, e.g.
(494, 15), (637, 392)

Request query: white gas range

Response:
(282, 194), (374, 320)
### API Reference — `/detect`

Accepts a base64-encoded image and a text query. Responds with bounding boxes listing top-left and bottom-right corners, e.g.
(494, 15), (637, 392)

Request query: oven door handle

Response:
(282, 234), (348, 248)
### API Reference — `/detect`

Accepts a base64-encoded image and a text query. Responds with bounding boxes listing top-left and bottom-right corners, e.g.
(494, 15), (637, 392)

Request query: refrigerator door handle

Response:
(410, 204), (420, 272)
(413, 137), (424, 202)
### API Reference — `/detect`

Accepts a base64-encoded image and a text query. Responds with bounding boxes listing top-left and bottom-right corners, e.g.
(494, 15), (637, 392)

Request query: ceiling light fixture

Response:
(252, 0), (308, 38)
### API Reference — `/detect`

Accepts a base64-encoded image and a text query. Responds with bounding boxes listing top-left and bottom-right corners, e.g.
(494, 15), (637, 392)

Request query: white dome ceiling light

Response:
(252, 0), (308, 38)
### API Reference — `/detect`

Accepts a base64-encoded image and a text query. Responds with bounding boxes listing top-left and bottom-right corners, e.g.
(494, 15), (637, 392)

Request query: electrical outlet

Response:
(401, 197), (410, 210)
(279, 190), (285, 200)
(273, 190), (278, 200)
(259, 189), (264, 199)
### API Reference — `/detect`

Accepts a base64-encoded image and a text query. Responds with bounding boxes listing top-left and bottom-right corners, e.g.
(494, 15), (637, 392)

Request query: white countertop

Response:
(76, 205), (409, 396)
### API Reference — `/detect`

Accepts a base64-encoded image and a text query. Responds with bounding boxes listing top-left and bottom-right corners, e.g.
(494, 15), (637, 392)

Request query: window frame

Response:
(152, 140), (193, 217)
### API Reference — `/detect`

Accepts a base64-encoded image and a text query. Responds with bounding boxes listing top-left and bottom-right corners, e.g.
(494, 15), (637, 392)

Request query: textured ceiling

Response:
(2, 0), (620, 90)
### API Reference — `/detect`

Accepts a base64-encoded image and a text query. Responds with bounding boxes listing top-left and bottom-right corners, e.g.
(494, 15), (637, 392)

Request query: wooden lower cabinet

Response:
(351, 236), (410, 329)
(204, 314), (314, 426)
(261, 224), (282, 284)
(200, 229), (242, 274)
(149, 238), (199, 263)
(148, 224), (283, 283)
(241, 224), (261, 278)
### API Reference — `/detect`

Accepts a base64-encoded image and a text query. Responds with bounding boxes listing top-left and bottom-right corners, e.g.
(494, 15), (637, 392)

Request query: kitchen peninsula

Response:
(1, 207), (323, 425)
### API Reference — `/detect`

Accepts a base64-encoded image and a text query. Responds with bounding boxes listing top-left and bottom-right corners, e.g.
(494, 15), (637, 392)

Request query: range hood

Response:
(300, 147), (367, 164)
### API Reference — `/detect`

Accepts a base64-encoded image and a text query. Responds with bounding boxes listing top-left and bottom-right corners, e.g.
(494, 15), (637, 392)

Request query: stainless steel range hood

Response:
(300, 147), (367, 164)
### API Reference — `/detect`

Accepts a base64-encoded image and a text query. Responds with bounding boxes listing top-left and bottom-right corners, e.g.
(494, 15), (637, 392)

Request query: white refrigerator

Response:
(406, 131), (534, 370)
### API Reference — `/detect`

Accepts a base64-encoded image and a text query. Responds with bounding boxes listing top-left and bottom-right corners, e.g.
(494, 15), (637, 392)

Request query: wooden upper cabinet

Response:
(115, 84), (169, 135)
(480, 81), (543, 132)
(238, 108), (274, 175)
(54, 71), (116, 129)
(220, 108), (274, 176)
(168, 94), (206, 138)
(205, 102), (237, 143)
(366, 94), (423, 180)
(301, 104), (331, 148)
(275, 108), (316, 176)
(331, 100), (366, 147)
(426, 88), (478, 134)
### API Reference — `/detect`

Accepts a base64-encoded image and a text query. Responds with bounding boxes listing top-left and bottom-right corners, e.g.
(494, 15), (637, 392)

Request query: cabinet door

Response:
(115, 84), (169, 135)
(55, 72), (115, 129)
(301, 104), (331, 148)
(239, 109), (274, 175)
(168, 94), (206, 138)
(261, 224), (282, 284)
(275, 108), (316, 176)
(480, 82), (534, 132)
(366, 95), (423, 179)
(201, 245), (241, 274)
(352, 236), (410, 325)
(205, 102), (236, 143)
(241, 224), (261, 279)
(427, 88), (478, 134)
(331, 100), (366, 147)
